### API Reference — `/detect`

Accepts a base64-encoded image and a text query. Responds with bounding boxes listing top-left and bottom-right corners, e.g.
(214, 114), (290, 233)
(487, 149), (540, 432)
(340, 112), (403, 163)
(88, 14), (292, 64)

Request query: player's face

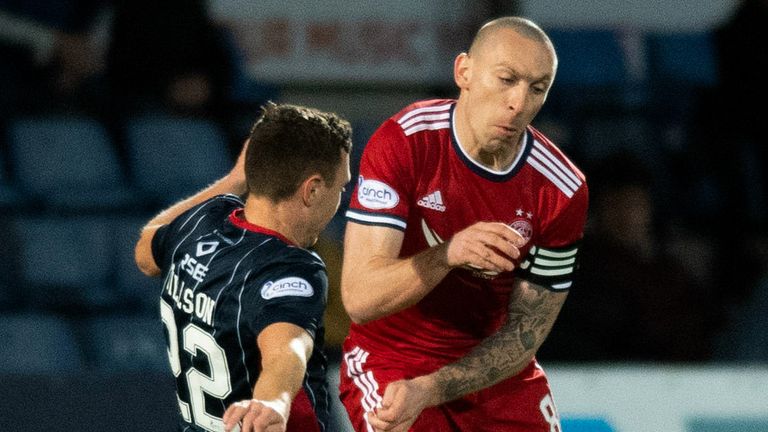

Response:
(457, 28), (556, 153)
(309, 151), (351, 245)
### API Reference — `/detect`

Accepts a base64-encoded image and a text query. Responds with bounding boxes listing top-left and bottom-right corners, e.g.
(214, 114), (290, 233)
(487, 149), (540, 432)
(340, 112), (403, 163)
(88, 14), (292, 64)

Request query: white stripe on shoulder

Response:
(527, 140), (583, 198)
(178, 200), (216, 231)
(170, 213), (208, 263)
(397, 104), (452, 125)
(220, 193), (244, 203)
(530, 148), (580, 192)
(403, 121), (450, 136)
(533, 141), (582, 185)
(527, 157), (576, 198)
(399, 112), (451, 129)
(346, 210), (407, 230)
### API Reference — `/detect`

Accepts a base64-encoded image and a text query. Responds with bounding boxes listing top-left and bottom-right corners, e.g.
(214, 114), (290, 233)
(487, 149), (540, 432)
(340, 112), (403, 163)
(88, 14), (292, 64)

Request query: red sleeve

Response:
(539, 181), (589, 248)
(517, 181), (589, 291)
(345, 119), (415, 231)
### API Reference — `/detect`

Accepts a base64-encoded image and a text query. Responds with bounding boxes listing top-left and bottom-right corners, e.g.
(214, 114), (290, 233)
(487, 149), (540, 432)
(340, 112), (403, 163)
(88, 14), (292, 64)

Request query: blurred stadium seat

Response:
(687, 418), (768, 432)
(0, 313), (85, 373)
(561, 418), (617, 432)
(644, 30), (718, 125)
(546, 28), (631, 116)
(0, 214), (21, 311)
(81, 315), (169, 372)
(0, 280), (14, 311)
(15, 216), (119, 312)
(6, 116), (142, 212)
(0, 147), (24, 210)
(124, 116), (231, 205)
(216, 26), (281, 106)
(113, 217), (163, 313)
(578, 114), (658, 163)
(645, 30), (718, 88)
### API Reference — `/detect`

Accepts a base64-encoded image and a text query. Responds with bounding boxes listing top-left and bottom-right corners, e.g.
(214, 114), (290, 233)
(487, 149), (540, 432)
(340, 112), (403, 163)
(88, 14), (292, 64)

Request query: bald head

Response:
(468, 17), (556, 61)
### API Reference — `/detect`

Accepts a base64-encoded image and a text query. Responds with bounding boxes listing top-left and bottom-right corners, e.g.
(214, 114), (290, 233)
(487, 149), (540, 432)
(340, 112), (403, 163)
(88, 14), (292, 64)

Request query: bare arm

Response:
(429, 279), (567, 403)
(134, 141), (249, 277)
(340, 223), (449, 324)
(223, 322), (314, 432)
(369, 279), (567, 431)
(341, 221), (524, 324)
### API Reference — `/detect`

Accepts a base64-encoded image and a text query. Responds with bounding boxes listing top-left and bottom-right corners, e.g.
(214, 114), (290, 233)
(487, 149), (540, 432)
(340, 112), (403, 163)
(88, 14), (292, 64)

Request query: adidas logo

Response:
(417, 191), (446, 212)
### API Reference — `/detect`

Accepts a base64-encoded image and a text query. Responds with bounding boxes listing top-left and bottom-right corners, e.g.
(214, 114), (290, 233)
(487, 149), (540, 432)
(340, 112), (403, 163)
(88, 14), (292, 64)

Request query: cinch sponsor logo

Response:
(261, 277), (314, 299)
(357, 177), (399, 209)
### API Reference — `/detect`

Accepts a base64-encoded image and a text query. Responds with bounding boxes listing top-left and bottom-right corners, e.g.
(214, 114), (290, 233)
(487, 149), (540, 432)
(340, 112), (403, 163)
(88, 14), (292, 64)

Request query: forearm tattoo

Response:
(434, 281), (565, 403)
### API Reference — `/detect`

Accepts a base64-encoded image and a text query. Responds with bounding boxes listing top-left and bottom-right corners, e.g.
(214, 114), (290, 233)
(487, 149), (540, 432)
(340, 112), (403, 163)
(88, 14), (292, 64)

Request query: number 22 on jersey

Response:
(162, 300), (233, 432)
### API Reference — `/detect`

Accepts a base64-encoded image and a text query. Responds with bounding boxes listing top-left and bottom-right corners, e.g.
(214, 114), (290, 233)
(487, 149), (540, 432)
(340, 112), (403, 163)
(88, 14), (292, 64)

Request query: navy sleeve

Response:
(149, 194), (244, 272)
(245, 262), (328, 340)
(151, 224), (172, 270)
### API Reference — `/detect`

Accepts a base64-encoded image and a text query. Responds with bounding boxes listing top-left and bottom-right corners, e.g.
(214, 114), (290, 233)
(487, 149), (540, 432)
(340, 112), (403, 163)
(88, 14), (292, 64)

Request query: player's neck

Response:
(453, 105), (523, 171)
(241, 196), (306, 246)
(474, 143), (520, 171)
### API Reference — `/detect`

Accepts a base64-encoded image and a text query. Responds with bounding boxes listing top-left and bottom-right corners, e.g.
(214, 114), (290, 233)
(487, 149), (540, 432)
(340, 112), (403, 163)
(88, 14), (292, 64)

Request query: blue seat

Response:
(549, 28), (628, 87)
(0, 215), (22, 310)
(646, 31), (717, 87)
(6, 116), (142, 212)
(16, 216), (119, 312)
(561, 418), (616, 432)
(217, 26), (281, 105)
(546, 28), (632, 114)
(82, 315), (169, 372)
(688, 418), (768, 432)
(124, 116), (231, 205)
(0, 148), (25, 210)
(578, 115), (658, 164)
(714, 275), (768, 362)
(0, 313), (85, 373)
(113, 217), (164, 313)
(645, 31), (718, 123)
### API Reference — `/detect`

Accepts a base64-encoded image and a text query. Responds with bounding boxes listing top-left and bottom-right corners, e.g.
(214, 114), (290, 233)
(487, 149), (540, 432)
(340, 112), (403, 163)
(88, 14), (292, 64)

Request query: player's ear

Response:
(454, 52), (471, 90)
(301, 175), (324, 206)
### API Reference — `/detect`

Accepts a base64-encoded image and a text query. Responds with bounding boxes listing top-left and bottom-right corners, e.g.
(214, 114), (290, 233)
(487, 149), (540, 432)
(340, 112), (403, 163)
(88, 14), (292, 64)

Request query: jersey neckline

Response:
(228, 209), (296, 246)
(449, 104), (533, 182)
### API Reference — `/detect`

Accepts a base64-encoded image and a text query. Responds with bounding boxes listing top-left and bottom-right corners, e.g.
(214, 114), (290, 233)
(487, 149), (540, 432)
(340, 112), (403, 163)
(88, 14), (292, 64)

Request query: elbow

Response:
(346, 309), (372, 326)
(341, 280), (376, 325)
(135, 255), (161, 277)
(137, 262), (161, 278)
(134, 242), (161, 277)
(341, 294), (370, 325)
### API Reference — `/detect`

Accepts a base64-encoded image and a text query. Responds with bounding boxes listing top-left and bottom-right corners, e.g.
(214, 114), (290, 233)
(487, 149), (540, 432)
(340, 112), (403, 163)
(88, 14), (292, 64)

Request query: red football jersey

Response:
(346, 99), (588, 367)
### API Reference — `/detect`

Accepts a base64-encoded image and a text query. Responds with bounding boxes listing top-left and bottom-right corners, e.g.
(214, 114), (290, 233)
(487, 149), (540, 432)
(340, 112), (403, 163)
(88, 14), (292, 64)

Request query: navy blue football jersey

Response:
(151, 194), (329, 432)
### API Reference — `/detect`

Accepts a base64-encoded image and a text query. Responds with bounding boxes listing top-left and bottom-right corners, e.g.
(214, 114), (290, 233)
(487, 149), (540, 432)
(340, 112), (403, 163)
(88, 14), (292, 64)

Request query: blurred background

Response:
(0, 0), (766, 431)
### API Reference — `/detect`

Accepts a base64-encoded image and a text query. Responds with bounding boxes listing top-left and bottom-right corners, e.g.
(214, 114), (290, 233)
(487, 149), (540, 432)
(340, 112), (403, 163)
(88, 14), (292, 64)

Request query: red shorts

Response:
(287, 388), (321, 432)
(338, 342), (562, 432)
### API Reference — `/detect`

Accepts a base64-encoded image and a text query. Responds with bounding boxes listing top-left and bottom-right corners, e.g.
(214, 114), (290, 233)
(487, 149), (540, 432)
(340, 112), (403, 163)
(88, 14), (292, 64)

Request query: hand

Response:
(223, 399), (287, 432)
(445, 222), (525, 274)
(367, 377), (436, 432)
